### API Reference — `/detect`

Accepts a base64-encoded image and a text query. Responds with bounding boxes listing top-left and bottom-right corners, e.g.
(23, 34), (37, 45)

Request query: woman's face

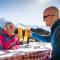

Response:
(6, 24), (15, 34)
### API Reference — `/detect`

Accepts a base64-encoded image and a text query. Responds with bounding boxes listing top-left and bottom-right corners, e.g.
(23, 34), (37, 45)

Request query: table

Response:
(0, 50), (51, 60)
(0, 42), (52, 60)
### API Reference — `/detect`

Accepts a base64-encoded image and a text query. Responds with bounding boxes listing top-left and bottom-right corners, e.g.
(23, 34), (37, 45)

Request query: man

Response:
(31, 6), (60, 60)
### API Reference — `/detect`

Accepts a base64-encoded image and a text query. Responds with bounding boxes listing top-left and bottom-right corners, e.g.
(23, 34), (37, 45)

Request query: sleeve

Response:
(32, 32), (50, 42)
(3, 37), (20, 49)
(11, 37), (20, 49)
(15, 37), (20, 45)
(0, 36), (3, 49)
(54, 25), (60, 50)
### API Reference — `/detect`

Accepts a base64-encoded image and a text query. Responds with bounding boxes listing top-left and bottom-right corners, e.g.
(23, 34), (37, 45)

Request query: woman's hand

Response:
(11, 45), (20, 50)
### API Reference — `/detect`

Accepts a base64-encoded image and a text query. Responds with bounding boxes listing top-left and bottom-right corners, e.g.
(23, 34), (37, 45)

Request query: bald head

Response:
(43, 6), (59, 27)
(44, 6), (59, 17)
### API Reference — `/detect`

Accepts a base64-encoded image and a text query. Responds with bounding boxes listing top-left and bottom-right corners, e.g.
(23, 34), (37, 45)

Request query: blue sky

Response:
(0, 0), (60, 27)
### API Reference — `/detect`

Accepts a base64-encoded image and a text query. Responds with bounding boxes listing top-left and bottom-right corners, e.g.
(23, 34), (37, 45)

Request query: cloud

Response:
(37, 0), (53, 4)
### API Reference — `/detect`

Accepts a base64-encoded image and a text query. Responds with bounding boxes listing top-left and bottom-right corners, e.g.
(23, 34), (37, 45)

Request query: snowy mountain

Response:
(0, 17), (7, 28)
(16, 22), (50, 32)
(16, 22), (41, 29)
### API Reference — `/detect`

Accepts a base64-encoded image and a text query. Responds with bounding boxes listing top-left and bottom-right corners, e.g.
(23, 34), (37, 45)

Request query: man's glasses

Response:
(44, 15), (55, 19)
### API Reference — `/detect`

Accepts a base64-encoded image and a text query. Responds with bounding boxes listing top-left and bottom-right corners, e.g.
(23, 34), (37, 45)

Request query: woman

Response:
(0, 22), (20, 50)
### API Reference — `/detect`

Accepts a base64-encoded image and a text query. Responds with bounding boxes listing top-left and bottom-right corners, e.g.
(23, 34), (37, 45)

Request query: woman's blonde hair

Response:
(4, 22), (14, 28)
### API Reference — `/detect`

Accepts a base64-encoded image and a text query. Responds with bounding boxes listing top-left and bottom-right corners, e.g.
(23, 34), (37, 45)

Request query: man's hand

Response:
(28, 31), (32, 38)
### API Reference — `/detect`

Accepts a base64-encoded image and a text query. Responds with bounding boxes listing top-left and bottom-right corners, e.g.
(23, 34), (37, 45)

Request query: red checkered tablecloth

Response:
(0, 50), (51, 60)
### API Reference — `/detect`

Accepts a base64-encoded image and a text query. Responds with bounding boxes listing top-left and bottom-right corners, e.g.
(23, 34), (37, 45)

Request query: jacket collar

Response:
(51, 19), (60, 34)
